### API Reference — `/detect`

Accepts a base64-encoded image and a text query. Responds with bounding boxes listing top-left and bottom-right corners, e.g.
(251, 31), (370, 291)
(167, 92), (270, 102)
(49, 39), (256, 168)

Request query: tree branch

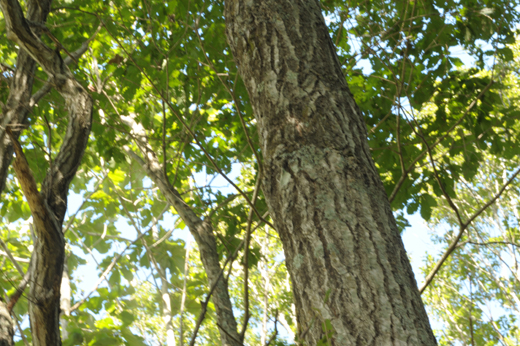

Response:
(388, 80), (494, 203)
(1, 0), (93, 343)
(419, 165), (520, 293)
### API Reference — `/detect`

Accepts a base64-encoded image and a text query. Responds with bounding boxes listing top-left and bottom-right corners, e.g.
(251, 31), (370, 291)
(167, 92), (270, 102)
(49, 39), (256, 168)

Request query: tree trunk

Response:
(122, 116), (241, 346)
(0, 0), (51, 194)
(60, 261), (71, 341)
(1, 0), (93, 344)
(161, 276), (176, 346)
(0, 300), (13, 346)
(224, 1), (437, 345)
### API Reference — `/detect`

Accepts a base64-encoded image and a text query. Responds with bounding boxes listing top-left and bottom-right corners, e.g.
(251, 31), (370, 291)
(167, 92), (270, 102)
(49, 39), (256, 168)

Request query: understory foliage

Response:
(1, 0), (520, 345)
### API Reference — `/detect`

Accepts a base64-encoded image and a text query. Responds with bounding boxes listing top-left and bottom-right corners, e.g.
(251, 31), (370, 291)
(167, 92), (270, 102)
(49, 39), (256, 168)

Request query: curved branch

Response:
(123, 126), (242, 345)
(104, 26), (273, 229)
(0, 0), (53, 195)
(70, 229), (149, 312)
(419, 165), (520, 293)
(0, 24), (100, 196)
(388, 80), (494, 203)
(0, 1), (93, 345)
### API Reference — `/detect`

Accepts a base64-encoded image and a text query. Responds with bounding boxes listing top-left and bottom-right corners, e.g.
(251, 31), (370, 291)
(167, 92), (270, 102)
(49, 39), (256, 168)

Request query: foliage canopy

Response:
(1, 0), (520, 344)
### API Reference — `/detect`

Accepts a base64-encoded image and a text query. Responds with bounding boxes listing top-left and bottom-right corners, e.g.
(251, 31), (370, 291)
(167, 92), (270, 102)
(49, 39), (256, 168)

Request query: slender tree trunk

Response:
(0, 0), (51, 194)
(122, 116), (241, 346)
(1, 0), (93, 344)
(0, 300), (13, 346)
(60, 261), (71, 341)
(225, 1), (437, 345)
(161, 276), (176, 346)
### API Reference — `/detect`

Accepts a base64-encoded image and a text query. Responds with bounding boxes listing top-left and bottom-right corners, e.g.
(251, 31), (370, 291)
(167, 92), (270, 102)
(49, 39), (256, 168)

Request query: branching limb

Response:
(29, 23), (102, 108)
(0, 238), (25, 277)
(105, 26), (273, 228)
(1, 0), (93, 344)
(419, 165), (520, 293)
(388, 80), (494, 203)
(0, 0), (54, 196)
(239, 172), (262, 342)
(120, 111), (243, 344)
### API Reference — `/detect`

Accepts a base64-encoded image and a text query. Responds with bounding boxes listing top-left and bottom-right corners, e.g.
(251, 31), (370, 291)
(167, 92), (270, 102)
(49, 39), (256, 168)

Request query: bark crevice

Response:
(0, 0), (93, 344)
(225, 0), (437, 344)
(0, 300), (13, 346)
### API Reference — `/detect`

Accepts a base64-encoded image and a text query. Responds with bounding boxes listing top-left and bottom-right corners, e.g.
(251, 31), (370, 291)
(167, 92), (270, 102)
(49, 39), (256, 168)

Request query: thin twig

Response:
(0, 238), (25, 276)
(265, 312), (279, 346)
(457, 240), (520, 248)
(239, 172), (262, 342)
(7, 256), (32, 313)
(388, 80), (494, 203)
(102, 22), (274, 230)
(419, 165), (520, 293)
(62, 172), (107, 234)
(12, 312), (30, 346)
(70, 228), (151, 311)
(188, 212), (270, 346)
(194, 25), (263, 174)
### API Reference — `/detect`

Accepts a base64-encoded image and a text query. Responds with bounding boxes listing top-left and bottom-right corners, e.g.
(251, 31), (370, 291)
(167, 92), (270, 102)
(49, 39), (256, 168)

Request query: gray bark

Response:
(179, 242), (191, 346)
(225, 1), (437, 345)
(60, 261), (71, 341)
(122, 116), (241, 346)
(0, 0), (51, 194)
(0, 0), (93, 344)
(161, 276), (176, 346)
(0, 300), (13, 346)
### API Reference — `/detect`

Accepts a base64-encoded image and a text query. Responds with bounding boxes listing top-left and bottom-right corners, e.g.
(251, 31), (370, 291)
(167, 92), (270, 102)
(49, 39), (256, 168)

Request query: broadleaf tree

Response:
(1, 0), (520, 345)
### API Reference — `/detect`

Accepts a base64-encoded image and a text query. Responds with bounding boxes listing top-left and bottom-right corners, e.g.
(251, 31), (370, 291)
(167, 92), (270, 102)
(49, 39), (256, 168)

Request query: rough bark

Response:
(0, 11), (97, 343)
(121, 116), (241, 346)
(6, 126), (64, 346)
(225, 1), (437, 345)
(0, 0), (51, 194)
(0, 300), (13, 346)
(0, 0), (93, 344)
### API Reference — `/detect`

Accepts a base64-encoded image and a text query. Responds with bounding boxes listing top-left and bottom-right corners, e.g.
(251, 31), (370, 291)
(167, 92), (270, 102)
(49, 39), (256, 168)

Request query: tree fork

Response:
(225, 1), (437, 344)
(1, 0), (93, 343)
(0, 0), (53, 195)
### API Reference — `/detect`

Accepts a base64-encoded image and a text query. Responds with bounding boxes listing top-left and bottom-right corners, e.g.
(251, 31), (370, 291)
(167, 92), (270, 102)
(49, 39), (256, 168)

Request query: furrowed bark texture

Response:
(122, 116), (241, 346)
(0, 0), (51, 194)
(0, 300), (13, 346)
(225, 1), (437, 345)
(7, 127), (64, 346)
(0, 21), (99, 196)
(1, 0), (93, 344)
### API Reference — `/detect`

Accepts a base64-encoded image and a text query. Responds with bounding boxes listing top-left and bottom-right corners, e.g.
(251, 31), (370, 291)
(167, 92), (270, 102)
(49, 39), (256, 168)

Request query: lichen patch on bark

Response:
(225, 0), (437, 344)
